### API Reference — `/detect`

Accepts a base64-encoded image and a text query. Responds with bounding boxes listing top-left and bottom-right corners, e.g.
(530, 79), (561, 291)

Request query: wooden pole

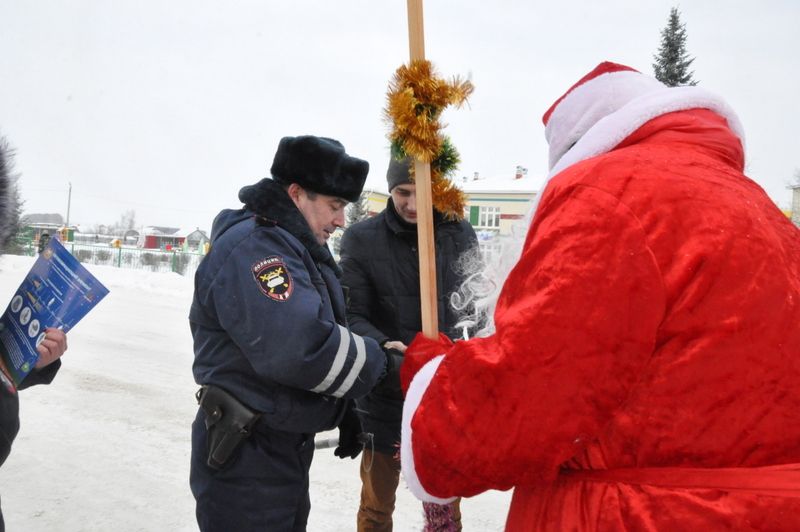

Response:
(406, 0), (439, 340)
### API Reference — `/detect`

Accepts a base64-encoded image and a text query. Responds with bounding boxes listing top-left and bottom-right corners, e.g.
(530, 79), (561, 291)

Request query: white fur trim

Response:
(400, 355), (457, 504)
(551, 85), (745, 176)
(531, 85), (746, 227)
(546, 71), (664, 169)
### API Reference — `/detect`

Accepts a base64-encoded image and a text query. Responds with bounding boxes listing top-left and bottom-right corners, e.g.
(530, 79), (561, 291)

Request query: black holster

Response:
(196, 385), (261, 470)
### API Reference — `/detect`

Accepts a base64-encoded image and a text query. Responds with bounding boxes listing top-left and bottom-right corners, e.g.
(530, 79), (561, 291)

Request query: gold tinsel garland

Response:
(384, 59), (473, 220)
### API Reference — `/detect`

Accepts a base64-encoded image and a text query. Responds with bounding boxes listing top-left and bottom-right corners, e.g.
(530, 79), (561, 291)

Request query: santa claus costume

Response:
(399, 62), (800, 530)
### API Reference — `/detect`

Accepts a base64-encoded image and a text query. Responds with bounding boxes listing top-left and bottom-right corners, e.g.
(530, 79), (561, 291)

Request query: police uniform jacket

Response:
(190, 178), (385, 434)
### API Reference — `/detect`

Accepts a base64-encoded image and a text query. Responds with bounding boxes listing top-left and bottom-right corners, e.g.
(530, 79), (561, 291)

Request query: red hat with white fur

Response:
(540, 61), (745, 176)
(542, 62), (665, 170)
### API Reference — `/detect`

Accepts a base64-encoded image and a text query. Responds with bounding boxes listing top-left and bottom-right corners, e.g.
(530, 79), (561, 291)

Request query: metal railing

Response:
(14, 240), (204, 276)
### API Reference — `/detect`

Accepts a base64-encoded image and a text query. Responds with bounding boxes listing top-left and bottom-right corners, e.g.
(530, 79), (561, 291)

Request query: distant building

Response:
(362, 189), (390, 216)
(20, 213), (64, 238)
(460, 169), (541, 262)
(139, 226), (209, 251)
(19, 213), (75, 243)
(791, 185), (800, 228)
(331, 169), (543, 263)
(122, 229), (140, 245)
(183, 228), (210, 251)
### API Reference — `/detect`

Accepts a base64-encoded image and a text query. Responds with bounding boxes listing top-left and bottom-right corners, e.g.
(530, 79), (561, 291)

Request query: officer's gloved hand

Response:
(334, 402), (364, 460)
(379, 347), (404, 395)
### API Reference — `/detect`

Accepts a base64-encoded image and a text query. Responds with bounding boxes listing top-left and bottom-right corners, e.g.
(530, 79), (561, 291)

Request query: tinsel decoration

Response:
(385, 60), (473, 220)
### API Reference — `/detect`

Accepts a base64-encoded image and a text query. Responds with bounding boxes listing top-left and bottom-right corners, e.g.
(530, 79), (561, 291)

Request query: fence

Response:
(15, 240), (204, 276)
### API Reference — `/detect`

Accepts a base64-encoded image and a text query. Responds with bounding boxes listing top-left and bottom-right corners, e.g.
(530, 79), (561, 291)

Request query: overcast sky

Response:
(1, 1), (797, 231)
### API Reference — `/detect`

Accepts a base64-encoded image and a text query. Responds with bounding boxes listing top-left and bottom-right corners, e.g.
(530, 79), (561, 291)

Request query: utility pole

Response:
(66, 182), (72, 226)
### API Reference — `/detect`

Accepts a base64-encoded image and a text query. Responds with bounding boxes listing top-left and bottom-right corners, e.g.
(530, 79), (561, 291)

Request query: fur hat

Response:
(270, 135), (369, 203)
(386, 156), (412, 192)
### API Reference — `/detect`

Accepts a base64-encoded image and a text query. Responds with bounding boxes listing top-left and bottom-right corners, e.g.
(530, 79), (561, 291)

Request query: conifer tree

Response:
(653, 7), (698, 87)
(346, 191), (369, 227)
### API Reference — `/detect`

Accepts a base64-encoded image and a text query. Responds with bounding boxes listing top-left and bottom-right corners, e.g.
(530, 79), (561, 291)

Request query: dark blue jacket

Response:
(190, 179), (385, 434)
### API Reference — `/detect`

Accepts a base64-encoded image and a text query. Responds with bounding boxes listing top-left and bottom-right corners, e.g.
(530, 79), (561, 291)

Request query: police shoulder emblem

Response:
(253, 256), (293, 302)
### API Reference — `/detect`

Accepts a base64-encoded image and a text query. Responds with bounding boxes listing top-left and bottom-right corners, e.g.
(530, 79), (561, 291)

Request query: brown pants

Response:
(357, 449), (461, 532)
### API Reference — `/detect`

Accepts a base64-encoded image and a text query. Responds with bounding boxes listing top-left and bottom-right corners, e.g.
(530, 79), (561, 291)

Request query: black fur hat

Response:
(270, 135), (369, 203)
(386, 156), (412, 192)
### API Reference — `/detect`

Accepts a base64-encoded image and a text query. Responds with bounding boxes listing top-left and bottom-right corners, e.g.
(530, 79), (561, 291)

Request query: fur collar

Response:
(239, 178), (340, 275)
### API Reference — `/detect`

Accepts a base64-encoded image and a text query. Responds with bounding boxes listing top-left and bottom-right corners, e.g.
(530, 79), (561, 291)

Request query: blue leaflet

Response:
(0, 238), (109, 385)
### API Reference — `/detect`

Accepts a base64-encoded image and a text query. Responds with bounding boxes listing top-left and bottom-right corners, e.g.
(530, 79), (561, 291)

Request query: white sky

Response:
(1, 1), (798, 232)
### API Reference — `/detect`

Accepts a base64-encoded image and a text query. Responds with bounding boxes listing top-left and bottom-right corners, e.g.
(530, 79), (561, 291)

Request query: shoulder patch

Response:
(252, 256), (293, 302)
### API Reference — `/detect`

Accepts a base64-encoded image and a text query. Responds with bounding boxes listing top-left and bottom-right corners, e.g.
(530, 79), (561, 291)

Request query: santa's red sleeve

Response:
(400, 182), (666, 501)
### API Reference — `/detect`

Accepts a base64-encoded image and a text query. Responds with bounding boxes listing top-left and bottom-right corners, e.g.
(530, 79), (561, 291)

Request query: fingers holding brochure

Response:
(34, 327), (67, 369)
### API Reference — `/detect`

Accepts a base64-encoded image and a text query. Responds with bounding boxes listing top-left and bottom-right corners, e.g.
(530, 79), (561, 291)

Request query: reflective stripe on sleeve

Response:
(331, 333), (367, 398)
(311, 324), (351, 394)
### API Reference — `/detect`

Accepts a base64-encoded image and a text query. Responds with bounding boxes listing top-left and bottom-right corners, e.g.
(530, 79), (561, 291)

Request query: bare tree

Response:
(111, 209), (137, 236)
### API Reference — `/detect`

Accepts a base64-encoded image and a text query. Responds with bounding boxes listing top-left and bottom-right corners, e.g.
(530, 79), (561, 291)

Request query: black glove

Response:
(379, 347), (404, 396)
(334, 402), (364, 459)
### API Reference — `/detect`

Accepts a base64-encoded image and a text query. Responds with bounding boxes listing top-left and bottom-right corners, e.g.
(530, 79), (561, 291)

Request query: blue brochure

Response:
(0, 238), (109, 386)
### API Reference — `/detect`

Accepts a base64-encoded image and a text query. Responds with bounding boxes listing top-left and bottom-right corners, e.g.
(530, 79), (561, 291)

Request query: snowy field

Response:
(0, 255), (511, 531)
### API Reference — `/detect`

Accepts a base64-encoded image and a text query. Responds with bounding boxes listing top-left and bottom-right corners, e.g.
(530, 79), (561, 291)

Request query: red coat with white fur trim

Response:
(400, 109), (800, 530)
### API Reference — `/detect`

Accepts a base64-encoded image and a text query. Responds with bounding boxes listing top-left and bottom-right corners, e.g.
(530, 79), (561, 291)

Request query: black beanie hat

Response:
(270, 135), (369, 203)
(386, 156), (413, 192)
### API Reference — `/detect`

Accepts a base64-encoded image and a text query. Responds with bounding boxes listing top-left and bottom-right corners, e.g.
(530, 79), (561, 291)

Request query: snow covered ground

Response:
(0, 255), (511, 531)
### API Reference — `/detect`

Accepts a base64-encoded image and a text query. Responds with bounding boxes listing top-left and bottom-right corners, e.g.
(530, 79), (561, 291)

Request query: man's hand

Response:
(382, 340), (407, 353)
(334, 402), (364, 460)
(35, 328), (68, 369)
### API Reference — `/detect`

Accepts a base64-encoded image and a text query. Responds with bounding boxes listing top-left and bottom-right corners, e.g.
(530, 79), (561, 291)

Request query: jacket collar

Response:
(384, 197), (447, 238)
(238, 178), (340, 275)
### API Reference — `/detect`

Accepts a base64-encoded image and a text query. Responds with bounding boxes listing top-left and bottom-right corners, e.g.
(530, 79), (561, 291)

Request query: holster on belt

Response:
(196, 385), (261, 470)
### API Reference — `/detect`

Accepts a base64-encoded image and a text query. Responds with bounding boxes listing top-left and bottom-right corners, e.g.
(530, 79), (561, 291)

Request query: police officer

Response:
(189, 135), (391, 532)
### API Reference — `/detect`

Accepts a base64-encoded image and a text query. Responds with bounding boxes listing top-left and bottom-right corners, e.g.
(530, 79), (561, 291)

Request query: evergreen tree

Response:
(333, 191), (370, 257)
(346, 191), (369, 227)
(653, 7), (698, 87)
(0, 138), (28, 255)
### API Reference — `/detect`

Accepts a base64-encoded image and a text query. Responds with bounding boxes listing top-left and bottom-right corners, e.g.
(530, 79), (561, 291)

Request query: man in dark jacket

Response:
(0, 137), (68, 532)
(190, 135), (392, 532)
(339, 156), (478, 531)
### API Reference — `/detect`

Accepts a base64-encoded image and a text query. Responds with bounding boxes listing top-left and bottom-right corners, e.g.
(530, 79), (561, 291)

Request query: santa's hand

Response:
(400, 332), (453, 395)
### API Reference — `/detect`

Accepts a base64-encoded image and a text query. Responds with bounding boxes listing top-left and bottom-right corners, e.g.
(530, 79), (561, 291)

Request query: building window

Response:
(479, 240), (502, 263)
(477, 206), (500, 228)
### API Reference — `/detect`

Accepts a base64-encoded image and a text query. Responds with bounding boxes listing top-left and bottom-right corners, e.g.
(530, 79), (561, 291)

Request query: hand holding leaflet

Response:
(0, 238), (109, 386)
